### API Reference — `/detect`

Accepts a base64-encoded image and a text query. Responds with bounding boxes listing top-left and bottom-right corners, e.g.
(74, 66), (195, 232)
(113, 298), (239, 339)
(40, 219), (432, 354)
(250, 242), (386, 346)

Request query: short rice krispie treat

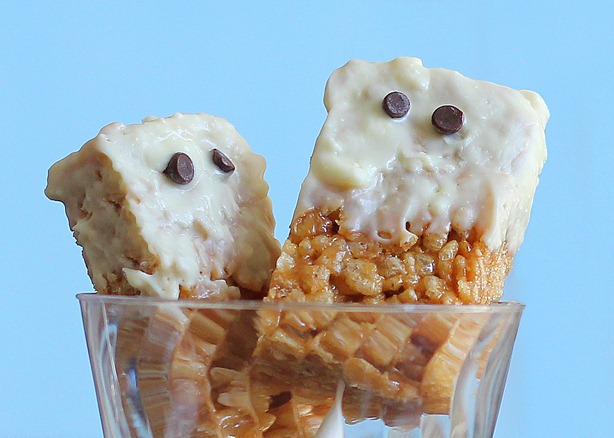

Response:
(46, 112), (280, 300)
(260, 57), (548, 422)
(46, 113), (283, 436)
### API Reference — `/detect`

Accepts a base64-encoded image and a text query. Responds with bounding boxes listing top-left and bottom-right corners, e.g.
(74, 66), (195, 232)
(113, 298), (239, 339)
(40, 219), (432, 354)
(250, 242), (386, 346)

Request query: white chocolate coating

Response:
(296, 58), (548, 253)
(315, 382), (345, 438)
(46, 113), (280, 299)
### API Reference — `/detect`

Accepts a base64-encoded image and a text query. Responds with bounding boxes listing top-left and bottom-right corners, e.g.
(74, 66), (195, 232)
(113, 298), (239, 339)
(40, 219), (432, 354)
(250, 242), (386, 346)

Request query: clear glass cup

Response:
(77, 294), (523, 438)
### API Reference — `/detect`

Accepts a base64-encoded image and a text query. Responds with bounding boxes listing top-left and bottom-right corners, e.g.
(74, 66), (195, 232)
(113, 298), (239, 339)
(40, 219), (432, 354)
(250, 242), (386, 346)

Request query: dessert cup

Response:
(77, 294), (523, 437)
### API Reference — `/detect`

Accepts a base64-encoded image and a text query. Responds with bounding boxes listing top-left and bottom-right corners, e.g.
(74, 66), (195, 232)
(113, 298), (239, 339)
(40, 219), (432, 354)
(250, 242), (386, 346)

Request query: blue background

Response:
(2, 1), (612, 436)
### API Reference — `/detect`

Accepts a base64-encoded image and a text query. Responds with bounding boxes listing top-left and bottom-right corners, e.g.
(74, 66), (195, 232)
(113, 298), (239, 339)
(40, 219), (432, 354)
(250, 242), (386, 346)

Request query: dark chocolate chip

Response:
(431, 105), (464, 134)
(269, 391), (292, 408)
(163, 152), (194, 185)
(382, 91), (410, 119)
(212, 148), (235, 173)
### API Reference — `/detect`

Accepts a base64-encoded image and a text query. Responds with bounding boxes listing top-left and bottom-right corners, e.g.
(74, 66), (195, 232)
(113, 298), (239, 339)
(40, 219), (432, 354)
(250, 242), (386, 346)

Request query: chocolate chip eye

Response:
(382, 91), (410, 119)
(431, 105), (464, 134)
(212, 149), (235, 173)
(163, 152), (194, 184)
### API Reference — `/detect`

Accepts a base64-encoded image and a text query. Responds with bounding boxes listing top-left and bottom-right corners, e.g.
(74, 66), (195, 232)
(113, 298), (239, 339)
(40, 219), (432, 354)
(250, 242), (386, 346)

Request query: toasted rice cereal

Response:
(268, 208), (512, 305)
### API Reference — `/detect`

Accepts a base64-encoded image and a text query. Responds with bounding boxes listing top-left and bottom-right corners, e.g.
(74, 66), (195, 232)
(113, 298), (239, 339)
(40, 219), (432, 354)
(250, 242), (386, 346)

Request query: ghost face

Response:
(300, 58), (548, 252)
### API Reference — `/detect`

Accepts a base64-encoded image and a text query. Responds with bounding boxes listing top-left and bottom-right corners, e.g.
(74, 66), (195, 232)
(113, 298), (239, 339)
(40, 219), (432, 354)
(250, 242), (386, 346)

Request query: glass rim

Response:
(76, 292), (524, 314)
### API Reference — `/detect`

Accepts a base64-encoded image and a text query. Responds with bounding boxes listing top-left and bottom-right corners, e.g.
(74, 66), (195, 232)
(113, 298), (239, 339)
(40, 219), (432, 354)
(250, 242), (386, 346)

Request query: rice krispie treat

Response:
(46, 113), (283, 436)
(269, 57), (548, 306)
(260, 57), (548, 423)
(46, 112), (280, 300)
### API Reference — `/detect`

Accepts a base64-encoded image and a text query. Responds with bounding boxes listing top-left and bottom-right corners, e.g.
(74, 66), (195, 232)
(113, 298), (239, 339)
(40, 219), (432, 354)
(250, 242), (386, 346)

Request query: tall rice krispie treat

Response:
(258, 57), (548, 424)
(46, 112), (280, 300)
(269, 57), (548, 305)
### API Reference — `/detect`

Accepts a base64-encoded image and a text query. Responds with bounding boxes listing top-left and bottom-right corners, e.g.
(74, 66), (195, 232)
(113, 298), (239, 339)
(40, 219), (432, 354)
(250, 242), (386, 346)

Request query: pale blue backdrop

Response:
(2, 1), (612, 436)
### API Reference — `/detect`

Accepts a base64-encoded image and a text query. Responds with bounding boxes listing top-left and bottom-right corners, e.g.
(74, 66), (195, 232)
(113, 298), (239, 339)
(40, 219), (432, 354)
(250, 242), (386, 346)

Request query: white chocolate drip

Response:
(315, 382), (345, 438)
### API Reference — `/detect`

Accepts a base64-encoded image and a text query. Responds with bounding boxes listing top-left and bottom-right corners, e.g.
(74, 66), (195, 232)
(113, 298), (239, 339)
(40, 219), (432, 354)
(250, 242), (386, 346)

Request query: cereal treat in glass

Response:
(46, 113), (282, 436)
(260, 57), (548, 424)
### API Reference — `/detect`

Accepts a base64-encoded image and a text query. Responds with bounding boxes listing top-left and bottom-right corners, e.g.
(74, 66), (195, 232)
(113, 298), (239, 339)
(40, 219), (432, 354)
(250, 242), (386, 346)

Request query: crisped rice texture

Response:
(256, 208), (510, 424)
(268, 209), (513, 305)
